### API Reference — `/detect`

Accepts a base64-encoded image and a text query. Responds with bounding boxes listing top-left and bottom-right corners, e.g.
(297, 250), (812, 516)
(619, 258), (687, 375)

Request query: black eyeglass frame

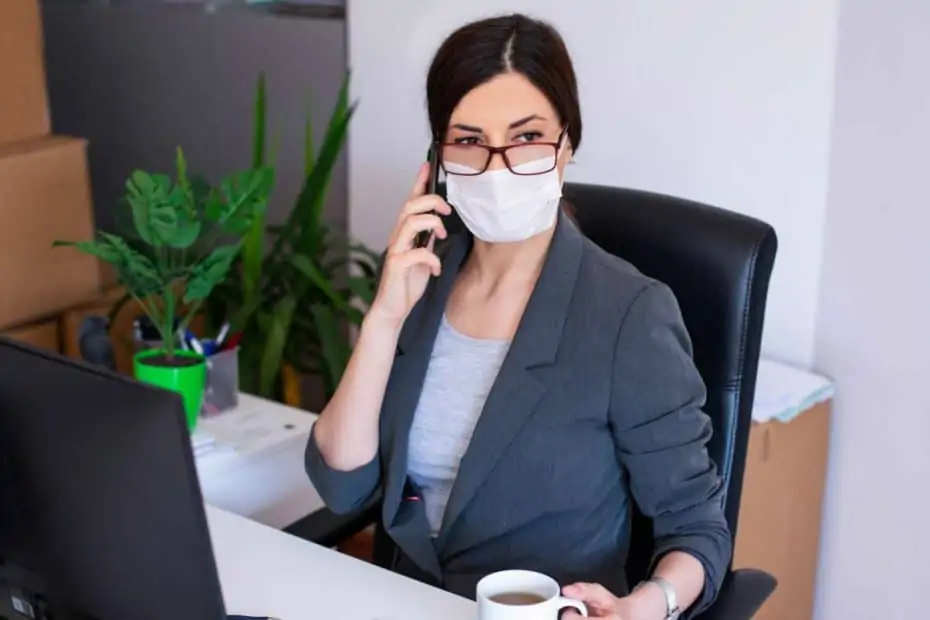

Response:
(437, 127), (570, 177)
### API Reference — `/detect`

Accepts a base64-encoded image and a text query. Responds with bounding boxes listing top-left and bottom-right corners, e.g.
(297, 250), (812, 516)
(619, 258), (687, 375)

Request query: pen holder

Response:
(202, 347), (239, 416)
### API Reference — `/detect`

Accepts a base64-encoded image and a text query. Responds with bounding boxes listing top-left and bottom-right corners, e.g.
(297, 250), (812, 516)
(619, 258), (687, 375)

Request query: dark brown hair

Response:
(426, 14), (582, 151)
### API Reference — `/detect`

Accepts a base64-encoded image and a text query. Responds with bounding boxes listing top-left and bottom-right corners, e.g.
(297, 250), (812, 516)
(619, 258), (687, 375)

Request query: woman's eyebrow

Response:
(451, 122), (483, 133)
(509, 114), (547, 129)
(450, 114), (548, 135)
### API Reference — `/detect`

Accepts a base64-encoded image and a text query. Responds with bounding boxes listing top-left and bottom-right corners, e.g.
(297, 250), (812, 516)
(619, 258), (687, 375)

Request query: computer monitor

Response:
(0, 337), (227, 620)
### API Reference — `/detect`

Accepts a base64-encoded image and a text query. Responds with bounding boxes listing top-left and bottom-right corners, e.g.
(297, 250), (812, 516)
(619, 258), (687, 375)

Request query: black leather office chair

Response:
(564, 183), (778, 619)
(287, 183), (779, 619)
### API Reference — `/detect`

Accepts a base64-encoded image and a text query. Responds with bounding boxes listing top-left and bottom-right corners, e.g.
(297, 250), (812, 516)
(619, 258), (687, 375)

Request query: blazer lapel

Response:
(436, 212), (585, 549)
(379, 233), (470, 576)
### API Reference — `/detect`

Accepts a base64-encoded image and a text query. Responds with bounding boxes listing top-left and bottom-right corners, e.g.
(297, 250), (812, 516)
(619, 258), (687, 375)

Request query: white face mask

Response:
(445, 152), (564, 243)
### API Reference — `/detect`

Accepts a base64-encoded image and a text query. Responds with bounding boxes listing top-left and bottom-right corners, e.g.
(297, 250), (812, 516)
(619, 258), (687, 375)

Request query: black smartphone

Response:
(414, 144), (441, 249)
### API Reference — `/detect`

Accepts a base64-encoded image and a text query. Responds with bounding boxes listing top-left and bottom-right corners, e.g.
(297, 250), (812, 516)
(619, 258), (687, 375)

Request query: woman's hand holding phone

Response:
(367, 163), (452, 331)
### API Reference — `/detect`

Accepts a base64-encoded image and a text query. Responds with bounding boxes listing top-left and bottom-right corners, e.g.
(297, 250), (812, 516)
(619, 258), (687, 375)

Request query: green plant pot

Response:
(134, 349), (206, 431)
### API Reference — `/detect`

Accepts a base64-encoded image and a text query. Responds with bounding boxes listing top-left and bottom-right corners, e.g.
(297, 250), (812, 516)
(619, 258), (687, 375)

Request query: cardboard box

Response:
(0, 0), (50, 145)
(0, 137), (100, 329)
(2, 318), (61, 353)
(733, 401), (830, 620)
(99, 262), (120, 289)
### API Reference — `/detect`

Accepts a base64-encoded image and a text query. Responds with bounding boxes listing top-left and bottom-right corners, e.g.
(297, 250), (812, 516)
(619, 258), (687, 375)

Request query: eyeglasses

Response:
(439, 129), (568, 177)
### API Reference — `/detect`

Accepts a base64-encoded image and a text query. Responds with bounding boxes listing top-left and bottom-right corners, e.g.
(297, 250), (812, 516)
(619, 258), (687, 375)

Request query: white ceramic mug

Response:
(476, 570), (588, 619)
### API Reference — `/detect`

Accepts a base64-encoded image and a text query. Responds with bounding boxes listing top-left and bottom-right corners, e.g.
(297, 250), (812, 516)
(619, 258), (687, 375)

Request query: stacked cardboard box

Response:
(0, 0), (101, 352)
(0, 0), (49, 145)
(734, 402), (830, 620)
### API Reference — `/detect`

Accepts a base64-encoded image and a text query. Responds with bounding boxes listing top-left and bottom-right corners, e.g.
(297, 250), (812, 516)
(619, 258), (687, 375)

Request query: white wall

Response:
(812, 0), (930, 618)
(347, 0), (839, 367)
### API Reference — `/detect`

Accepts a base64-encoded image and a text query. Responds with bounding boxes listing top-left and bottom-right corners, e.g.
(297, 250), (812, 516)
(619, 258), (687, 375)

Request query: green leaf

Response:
(98, 232), (162, 295)
(227, 289), (266, 334)
(322, 70), (352, 173)
(175, 146), (196, 218)
(126, 171), (178, 247)
(267, 70), (355, 266)
(289, 254), (347, 309)
(213, 168), (274, 236)
(333, 301), (365, 326)
(124, 167), (201, 250)
(304, 97), (315, 177)
(166, 190), (201, 250)
(184, 245), (241, 303)
(203, 187), (225, 223)
(268, 128), (282, 171)
(259, 295), (297, 397)
(187, 173), (214, 210)
(56, 234), (162, 297)
(303, 103), (356, 248)
(256, 310), (274, 335)
(53, 239), (122, 264)
(314, 101), (355, 228)
(241, 73), (275, 298)
(252, 72), (267, 170)
(240, 169), (274, 303)
(310, 303), (350, 396)
(346, 275), (375, 306)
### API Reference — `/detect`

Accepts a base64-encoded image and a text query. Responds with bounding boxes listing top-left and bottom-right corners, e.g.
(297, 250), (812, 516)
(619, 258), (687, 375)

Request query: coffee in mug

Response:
(477, 570), (587, 619)
(489, 592), (548, 605)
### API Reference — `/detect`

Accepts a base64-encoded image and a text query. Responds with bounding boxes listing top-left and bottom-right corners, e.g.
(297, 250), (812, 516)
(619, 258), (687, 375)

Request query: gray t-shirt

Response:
(406, 314), (511, 537)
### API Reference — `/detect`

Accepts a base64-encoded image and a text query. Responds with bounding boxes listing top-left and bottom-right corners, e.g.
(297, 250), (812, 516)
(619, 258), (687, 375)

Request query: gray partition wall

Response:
(41, 2), (348, 235)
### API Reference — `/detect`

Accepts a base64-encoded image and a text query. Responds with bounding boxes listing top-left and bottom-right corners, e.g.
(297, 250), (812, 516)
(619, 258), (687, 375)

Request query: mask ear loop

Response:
(555, 127), (573, 167)
(554, 131), (573, 178)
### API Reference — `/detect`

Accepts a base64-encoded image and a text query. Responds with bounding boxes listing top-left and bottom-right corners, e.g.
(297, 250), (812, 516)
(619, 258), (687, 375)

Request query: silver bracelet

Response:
(633, 576), (681, 620)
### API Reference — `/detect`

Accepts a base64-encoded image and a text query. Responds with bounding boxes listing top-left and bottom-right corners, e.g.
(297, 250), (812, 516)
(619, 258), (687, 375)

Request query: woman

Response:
(306, 14), (730, 620)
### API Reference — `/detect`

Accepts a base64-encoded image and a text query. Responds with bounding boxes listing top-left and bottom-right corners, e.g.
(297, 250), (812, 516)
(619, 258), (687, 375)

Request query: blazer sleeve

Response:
(304, 425), (381, 514)
(609, 282), (732, 616)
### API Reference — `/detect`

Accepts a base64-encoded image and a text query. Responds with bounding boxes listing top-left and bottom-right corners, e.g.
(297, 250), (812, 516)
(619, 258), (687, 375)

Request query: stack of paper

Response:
(191, 428), (217, 457)
(196, 397), (314, 458)
(751, 358), (834, 424)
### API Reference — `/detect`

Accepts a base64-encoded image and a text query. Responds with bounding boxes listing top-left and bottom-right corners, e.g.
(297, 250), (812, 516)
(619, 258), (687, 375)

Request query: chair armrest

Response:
(283, 497), (381, 549)
(696, 568), (777, 620)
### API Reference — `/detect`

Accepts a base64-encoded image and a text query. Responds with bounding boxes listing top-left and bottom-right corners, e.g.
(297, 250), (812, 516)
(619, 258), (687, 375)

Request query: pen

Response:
(223, 331), (243, 351)
(200, 339), (217, 357)
(185, 331), (205, 356)
(216, 322), (231, 348)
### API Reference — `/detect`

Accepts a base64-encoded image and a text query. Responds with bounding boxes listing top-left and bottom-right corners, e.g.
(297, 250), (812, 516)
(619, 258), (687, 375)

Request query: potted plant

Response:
(203, 73), (379, 406)
(56, 148), (273, 429)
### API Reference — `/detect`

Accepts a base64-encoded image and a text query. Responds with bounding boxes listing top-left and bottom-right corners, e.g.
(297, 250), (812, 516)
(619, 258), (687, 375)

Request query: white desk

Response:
(195, 394), (325, 529)
(208, 505), (475, 620)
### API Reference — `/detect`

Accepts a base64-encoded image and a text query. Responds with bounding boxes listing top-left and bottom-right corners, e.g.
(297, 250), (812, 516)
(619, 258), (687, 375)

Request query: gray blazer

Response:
(305, 212), (731, 614)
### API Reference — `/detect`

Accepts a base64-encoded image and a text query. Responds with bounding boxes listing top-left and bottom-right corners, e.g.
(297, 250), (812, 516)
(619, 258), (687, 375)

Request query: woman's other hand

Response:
(367, 162), (452, 330)
(562, 582), (667, 620)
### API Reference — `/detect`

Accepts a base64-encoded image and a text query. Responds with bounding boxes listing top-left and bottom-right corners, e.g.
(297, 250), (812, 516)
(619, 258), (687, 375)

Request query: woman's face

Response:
(444, 72), (572, 181)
